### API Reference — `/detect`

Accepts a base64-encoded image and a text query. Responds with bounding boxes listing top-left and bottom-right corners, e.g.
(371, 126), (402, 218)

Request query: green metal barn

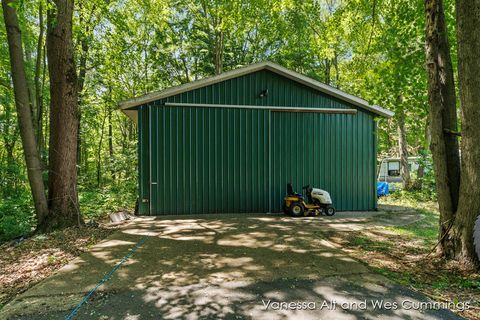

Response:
(119, 62), (393, 215)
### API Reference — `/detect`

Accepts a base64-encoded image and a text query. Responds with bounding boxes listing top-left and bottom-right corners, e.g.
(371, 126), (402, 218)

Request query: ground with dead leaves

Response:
(323, 196), (480, 320)
(0, 226), (116, 310)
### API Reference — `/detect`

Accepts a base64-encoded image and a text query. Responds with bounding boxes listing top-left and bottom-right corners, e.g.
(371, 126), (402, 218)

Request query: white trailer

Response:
(377, 157), (422, 190)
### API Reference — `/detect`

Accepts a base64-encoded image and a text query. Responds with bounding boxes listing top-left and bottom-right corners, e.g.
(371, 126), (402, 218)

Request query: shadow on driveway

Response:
(0, 211), (463, 320)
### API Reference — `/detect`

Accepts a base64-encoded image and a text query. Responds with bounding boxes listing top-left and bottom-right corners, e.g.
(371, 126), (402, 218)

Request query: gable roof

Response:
(119, 61), (394, 122)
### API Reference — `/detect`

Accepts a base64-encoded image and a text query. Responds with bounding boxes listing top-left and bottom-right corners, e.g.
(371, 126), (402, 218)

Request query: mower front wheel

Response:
(325, 206), (336, 216)
(289, 202), (305, 217)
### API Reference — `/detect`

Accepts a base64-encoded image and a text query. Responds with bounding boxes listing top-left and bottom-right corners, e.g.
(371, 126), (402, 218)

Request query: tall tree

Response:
(2, 0), (49, 223)
(75, 0), (109, 173)
(452, 0), (480, 263)
(39, 0), (82, 231)
(397, 102), (411, 189)
(33, 2), (45, 156)
(425, 0), (461, 256)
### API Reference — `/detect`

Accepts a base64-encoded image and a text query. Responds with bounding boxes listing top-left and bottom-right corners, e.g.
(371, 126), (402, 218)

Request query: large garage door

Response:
(148, 105), (270, 214)
(270, 111), (376, 212)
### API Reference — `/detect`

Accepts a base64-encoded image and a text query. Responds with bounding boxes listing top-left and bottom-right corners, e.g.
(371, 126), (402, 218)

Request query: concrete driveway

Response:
(0, 211), (462, 320)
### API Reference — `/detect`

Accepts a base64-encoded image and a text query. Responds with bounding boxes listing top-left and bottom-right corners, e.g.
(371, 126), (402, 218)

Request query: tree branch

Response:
(443, 128), (461, 136)
(366, 0), (378, 54)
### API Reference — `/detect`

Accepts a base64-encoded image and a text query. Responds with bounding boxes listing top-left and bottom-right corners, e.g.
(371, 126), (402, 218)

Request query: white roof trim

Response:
(119, 61), (394, 120)
(165, 102), (358, 114)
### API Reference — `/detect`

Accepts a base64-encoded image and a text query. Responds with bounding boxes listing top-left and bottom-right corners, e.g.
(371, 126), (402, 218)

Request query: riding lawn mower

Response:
(283, 183), (336, 217)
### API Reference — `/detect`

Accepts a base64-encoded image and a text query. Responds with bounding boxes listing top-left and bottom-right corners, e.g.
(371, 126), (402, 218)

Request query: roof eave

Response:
(262, 63), (394, 118)
(118, 62), (269, 111)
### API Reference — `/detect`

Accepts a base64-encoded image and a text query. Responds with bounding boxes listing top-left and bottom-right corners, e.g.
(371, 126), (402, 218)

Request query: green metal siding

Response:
(137, 69), (377, 215)
(270, 111), (376, 212)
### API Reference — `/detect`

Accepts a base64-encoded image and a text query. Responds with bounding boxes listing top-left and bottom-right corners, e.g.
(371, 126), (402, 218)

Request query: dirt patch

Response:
(0, 226), (117, 310)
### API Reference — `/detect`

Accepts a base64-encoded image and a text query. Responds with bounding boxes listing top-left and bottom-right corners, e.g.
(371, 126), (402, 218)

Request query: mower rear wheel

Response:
(290, 202), (305, 217)
(325, 206), (336, 216)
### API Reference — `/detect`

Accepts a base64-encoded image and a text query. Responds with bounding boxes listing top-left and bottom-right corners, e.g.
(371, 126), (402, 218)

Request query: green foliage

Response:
(0, 181), (137, 243)
(429, 275), (480, 291)
(386, 188), (438, 208)
(0, 190), (35, 242)
(79, 182), (137, 220)
(416, 151), (437, 199)
(339, 0), (430, 155)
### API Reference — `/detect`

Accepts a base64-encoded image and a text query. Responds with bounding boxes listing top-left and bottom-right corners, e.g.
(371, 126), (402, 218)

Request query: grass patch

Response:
(349, 235), (393, 252)
(371, 267), (416, 286)
(381, 190), (439, 213)
(385, 208), (438, 247)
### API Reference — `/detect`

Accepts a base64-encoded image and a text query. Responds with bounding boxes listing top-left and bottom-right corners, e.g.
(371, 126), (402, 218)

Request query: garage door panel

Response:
(270, 112), (375, 212)
(150, 106), (270, 215)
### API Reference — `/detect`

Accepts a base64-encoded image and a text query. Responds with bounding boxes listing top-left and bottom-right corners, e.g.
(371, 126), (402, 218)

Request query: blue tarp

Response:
(377, 182), (390, 197)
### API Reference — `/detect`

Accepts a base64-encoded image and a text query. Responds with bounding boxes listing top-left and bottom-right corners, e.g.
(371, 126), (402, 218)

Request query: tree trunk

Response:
(397, 104), (411, 190)
(38, 42), (48, 161)
(324, 58), (331, 85)
(451, 0), (480, 264)
(3, 113), (17, 192)
(333, 51), (340, 88)
(24, 45), (37, 135)
(214, 29), (224, 75)
(97, 111), (107, 187)
(40, 0), (82, 231)
(4, 142), (15, 190)
(108, 108), (115, 181)
(34, 2), (44, 146)
(425, 0), (461, 256)
(2, 0), (49, 224)
(414, 122), (431, 189)
(76, 36), (89, 173)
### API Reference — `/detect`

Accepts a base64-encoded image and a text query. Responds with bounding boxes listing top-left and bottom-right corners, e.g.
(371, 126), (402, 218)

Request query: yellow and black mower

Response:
(283, 183), (336, 217)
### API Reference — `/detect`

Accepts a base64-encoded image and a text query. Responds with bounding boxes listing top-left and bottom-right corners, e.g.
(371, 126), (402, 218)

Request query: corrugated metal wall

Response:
(137, 69), (377, 215)
(270, 111), (376, 212)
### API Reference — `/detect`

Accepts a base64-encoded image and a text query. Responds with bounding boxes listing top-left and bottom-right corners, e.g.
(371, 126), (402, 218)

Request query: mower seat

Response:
(287, 183), (303, 198)
(287, 183), (295, 196)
